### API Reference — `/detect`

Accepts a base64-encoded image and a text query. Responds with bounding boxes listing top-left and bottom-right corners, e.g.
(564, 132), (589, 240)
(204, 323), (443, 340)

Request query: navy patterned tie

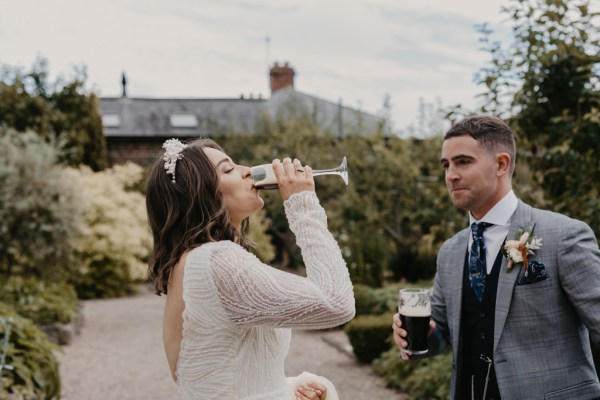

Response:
(469, 222), (493, 302)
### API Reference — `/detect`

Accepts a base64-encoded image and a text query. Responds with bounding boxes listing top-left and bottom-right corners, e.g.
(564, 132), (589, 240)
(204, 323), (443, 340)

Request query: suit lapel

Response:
(493, 200), (534, 353)
(448, 230), (469, 352)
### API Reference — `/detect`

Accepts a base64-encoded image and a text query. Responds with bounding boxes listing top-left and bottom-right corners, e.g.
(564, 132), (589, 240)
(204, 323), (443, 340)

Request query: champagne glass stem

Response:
(312, 156), (348, 185)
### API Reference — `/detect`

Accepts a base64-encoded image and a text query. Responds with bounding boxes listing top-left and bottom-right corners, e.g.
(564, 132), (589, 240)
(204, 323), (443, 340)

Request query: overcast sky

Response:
(1, 0), (518, 133)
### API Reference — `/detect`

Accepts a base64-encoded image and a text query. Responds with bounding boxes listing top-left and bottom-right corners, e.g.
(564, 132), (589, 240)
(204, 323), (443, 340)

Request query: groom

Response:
(392, 116), (600, 399)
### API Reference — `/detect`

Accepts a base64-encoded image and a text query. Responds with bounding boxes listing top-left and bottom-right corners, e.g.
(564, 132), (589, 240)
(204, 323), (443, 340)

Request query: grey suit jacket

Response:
(426, 200), (600, 399)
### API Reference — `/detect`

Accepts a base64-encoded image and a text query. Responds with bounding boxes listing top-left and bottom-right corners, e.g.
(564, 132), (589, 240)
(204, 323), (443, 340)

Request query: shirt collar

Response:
(469, 190), (518, 227)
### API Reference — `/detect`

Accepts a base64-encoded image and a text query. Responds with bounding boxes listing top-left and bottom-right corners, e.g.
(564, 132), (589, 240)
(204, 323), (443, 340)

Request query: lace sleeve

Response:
(211, 191), (355, 329)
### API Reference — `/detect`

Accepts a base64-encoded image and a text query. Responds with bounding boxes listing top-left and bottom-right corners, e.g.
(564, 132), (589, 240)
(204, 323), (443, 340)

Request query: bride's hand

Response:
(272, 157), (314, 201)
(295, 381), (327, 400)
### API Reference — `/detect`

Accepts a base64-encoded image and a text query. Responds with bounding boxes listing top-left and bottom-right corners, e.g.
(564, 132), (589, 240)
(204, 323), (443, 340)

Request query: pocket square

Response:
(517, 261), (548, 285)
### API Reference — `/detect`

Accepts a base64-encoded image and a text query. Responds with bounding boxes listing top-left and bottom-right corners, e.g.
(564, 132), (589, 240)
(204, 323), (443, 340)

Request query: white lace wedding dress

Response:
(176, 192), (355, 399)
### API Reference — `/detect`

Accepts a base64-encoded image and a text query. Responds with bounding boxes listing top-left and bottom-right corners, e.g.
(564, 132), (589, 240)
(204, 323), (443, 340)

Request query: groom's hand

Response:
(392, 313), (410, 360)
(392, 313), (436, 360)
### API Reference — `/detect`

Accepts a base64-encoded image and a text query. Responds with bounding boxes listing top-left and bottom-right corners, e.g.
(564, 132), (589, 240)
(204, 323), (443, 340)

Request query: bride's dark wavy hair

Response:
(146, 138), (251, 295)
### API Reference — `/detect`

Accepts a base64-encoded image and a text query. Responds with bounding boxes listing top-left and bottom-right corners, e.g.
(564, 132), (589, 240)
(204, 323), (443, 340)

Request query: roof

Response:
(268, 88), (385, 136)
(100, 96), (265, 137)
(99, 90), (385, 138)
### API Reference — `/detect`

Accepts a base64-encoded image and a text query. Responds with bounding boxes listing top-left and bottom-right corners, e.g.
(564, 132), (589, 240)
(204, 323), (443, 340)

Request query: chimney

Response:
(269, 62), (295, 95)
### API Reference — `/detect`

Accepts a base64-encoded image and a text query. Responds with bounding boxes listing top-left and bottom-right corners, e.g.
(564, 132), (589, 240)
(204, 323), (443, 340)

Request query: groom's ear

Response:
(496, 152), (511, 177)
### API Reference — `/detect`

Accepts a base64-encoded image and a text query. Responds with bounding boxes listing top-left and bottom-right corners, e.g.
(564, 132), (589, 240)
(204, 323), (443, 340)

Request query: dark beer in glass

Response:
(398, 288), (431, 356)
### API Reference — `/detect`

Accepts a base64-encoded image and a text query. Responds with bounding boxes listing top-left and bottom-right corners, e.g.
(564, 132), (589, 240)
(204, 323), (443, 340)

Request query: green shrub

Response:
(368, 284), (402, 314)
(373, 346), (452, 400)
(248, 209), (276, 263)
(64, 162), (152, 298)
(344, 313), (395, 364)
(0, 276), (78, 325)
(354, 284), (395, 316)
(0, 128), (82, 281)
(353, 284), (375, 316)
(340, 221), (395, 287)
(70, 257), (134, 299)
(0, 305), (61, 399)
(0, 377), (38, 400)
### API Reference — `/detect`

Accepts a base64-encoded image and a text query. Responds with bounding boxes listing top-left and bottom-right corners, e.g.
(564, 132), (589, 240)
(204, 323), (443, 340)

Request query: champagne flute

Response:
(251, 157), (349, 190)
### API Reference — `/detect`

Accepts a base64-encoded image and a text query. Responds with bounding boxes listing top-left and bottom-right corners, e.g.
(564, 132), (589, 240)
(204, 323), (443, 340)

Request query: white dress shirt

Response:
(468, 190), (518, 274)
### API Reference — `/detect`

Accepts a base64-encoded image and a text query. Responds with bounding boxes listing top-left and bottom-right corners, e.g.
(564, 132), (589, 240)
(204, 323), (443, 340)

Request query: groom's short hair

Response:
(444, 115), (516, 176)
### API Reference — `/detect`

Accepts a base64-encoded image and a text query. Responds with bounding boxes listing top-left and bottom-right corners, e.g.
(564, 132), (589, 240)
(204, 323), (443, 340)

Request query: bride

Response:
(146, 138), (355, 399)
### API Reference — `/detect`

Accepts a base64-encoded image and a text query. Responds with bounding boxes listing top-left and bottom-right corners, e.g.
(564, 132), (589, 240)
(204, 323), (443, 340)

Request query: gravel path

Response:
(58, 290), (407, 400)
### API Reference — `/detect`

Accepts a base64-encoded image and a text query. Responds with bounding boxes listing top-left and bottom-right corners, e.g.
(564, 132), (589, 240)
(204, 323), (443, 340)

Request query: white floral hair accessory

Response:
(162, 139), (187, 183)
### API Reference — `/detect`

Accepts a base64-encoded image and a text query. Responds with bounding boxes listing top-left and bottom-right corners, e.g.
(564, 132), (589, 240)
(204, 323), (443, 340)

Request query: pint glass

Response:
(398, 288), (431, 355)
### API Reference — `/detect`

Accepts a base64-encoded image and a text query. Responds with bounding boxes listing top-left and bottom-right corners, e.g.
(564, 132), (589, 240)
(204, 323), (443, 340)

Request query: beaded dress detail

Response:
(176, 192), (355, 399)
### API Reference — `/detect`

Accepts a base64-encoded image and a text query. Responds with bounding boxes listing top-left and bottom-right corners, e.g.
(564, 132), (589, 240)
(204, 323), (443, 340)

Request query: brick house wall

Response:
(106, 137), (168, 166)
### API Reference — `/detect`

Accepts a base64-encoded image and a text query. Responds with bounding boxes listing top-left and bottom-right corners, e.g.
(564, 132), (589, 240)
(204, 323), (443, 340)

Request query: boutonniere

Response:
(502, 227), (542, 272)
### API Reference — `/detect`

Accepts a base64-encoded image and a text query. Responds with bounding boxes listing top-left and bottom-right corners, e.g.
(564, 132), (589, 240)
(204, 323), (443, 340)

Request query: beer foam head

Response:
(399, 288), (431, 315)
(399, 305), (431, 317)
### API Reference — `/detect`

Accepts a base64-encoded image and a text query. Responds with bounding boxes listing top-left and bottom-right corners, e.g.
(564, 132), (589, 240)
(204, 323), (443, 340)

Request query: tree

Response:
(222, 109), (346, 271)
(219, 106), (464, 285)
(477, 0), (600, 233)
(0, 58), (108, 171)
(0, 128), (83, 280)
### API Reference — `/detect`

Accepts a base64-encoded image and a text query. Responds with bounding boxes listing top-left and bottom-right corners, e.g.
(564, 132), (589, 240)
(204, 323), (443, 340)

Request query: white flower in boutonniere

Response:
(502, 228), (542, 272)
